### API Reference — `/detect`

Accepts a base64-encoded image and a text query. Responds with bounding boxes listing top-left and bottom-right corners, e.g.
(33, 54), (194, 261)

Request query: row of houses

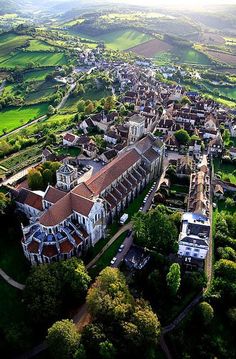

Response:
(178, 155), (211, 269)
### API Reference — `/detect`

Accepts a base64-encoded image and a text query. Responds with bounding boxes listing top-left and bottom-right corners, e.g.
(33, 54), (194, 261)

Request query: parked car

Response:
(110, 257), (117, 265)
(118, 244), (124, 252)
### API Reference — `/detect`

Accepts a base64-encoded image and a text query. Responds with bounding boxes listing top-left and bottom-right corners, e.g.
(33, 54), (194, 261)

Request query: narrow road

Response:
(86, 222), (132, 270)
(0, 268), (25, 290)
(0, 79), (6, 95)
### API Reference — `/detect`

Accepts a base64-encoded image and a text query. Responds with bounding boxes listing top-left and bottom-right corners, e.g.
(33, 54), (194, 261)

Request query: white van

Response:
(120, 213), (128, 225)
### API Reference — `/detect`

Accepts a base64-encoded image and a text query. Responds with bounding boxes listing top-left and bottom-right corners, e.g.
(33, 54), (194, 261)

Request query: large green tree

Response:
(132, 207), (178, 254)
(174, 129), (190, 145)
(47, 319), (80, 359)
(166, 263), (181, 295)
(87, 267), (133, 322)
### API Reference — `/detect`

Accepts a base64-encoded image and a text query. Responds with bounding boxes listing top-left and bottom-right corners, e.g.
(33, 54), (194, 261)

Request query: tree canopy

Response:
(166, 263), (181, 295)
(132, 206), (178, 254)
(174, 129), (190, 145)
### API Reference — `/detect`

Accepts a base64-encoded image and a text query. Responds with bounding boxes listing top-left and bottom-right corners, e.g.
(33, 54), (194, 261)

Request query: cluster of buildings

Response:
(15, 134), (164, 265)
(178, 155), (211, 269)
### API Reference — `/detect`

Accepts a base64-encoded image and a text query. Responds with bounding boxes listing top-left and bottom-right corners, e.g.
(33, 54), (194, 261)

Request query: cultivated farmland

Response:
(0, 33), (30, 61)
(128, 38), (172, 57)
(207, 50), (236, 65)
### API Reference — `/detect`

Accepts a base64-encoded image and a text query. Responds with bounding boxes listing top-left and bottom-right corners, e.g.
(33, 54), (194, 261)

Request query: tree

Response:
(181, 96), (191, 105)
(77, 100), (85, 113)
(48, 105), (55, 116)
(225, 197), (235, 208)
(81, 323), (106, 358)
(47, 320), (80, 359)
(223, 129), (230, 144)
(104, 96), (115, 111)
(24, 265), (62, 324)
(58, 257), (91, 303)
(122, 301), (160, 352)
(42, 168), (53, 186)
(0, 192), (10, 214)
(87, 267), (133, 322)
(27, 168), (43, 190)
(132, 207), (178, 254)
(85, 102), (94, 115)
(197, 302), (214, 325)
(174, 129), (190, 145)
(166, 263), (181, 295)
(99, 340), (116, 359)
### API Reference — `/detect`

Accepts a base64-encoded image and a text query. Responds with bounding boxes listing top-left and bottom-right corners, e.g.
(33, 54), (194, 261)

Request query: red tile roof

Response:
(16, 188), (43, 211)
(59, 240), (74, 253)
(42, 245), (58, 257)
(27, 240), (40, 253)
(86, 149), (140, 195)
(63, 133), (76, 142)
(44, 186), (66, 204)
(39, 192), (94, 227)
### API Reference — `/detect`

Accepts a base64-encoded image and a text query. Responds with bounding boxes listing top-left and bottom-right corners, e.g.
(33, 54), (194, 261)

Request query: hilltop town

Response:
(0, 2), (236, 359)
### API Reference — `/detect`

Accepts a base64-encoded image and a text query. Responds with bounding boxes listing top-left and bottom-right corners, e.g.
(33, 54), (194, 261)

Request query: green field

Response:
(61, 88), (112, 113)
(23, 68), (53, 82)
(0, 51), (67, 69)
(0, 33), (30, 60)
(177, 48), (212, 65)
(214, 158), (236, 185)
(0, 103), (48, 135)
(25, 80), (63, 104)
(77, 29), (153, 50)
(26, 39), (55, 52)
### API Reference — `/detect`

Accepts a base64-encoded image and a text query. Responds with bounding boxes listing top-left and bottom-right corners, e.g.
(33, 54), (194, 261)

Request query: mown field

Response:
(76, 29), (153, 50)
(176, 48), (212, 65)
(0, 32), (30, 61)
(0, 103), (48, 135)
(23, 68), (53, 82)
(0, 51), (67, 69)
(26, 39), (55, 52)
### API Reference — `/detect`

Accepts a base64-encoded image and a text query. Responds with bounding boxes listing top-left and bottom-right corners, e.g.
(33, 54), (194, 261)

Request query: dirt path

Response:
(0, 268), (25, 290)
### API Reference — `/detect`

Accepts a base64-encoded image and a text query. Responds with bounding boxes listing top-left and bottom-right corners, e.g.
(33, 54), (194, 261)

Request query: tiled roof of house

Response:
(16, 188), (43, 211)
(134, 133), (155, 154)
(44, 186), (66, 204)
(27, 240), (40, 254)
(63, 133), (76, 143)
(86, 149), (140, 195)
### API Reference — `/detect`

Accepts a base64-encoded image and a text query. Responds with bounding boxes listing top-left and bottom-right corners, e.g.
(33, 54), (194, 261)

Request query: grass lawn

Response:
(0, 235), (29, 283)
(61, 88), (112, 113)
(0, 33), (30, 60)
(23, 68), (54, 82)
(88, 231), (128, 278)
(27, 39), (55, 52)
(0, 103), (48, 135)
(55, 146), (81, 157)
(176, 48), (212, 65)
(76, 29), (153, 50)
(0, 51), (67, 69)
(214, 158), (236, 184)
